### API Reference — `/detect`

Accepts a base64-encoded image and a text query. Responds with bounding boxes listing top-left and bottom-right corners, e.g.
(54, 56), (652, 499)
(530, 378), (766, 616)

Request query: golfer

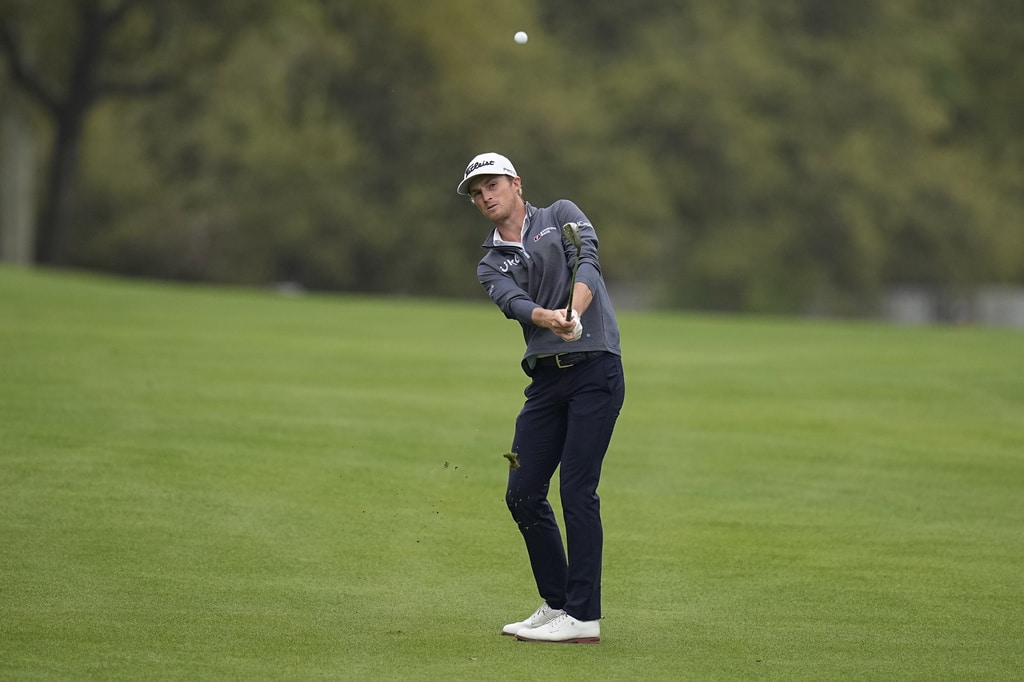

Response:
(458, 153), (626, 643)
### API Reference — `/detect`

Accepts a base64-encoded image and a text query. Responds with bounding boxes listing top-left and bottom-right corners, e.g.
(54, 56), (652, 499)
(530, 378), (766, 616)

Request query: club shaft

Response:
(566, 254), (580, 319)
(562, 223), (583, 320)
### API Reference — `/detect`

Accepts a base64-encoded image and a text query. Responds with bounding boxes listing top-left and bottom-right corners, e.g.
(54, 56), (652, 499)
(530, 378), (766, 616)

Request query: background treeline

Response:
(2, 0), (1023, 314)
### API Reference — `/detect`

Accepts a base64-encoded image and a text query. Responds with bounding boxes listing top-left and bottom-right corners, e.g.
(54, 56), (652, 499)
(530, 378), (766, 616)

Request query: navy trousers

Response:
(505, 352), (625, 622)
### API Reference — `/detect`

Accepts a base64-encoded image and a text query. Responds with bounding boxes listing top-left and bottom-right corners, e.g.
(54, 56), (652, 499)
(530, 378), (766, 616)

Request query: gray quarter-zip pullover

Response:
(478, 200), (622, 374)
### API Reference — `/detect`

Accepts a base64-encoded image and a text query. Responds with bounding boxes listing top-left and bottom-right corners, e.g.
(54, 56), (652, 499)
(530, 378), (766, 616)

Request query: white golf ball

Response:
(514, 31), (528, 45)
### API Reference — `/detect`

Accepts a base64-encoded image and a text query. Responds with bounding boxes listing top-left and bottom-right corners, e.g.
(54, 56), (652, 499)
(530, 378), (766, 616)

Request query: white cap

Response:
(457, 152), (518, 195)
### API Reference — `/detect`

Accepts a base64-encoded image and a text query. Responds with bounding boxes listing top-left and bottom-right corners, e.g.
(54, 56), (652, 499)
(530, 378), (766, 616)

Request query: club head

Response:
(562, 222), (583, 249)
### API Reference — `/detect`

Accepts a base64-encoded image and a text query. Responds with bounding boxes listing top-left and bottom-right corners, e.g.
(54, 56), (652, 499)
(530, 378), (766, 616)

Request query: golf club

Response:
(562, 222), (582, 320)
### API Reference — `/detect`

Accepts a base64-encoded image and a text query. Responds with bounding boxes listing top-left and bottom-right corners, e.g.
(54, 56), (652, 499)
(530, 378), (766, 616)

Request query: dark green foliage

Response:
(3, 0), (1023, 313)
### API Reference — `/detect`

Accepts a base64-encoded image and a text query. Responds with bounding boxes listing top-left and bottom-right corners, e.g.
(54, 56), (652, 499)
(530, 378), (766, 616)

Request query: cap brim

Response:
(457, 172), (516, 196)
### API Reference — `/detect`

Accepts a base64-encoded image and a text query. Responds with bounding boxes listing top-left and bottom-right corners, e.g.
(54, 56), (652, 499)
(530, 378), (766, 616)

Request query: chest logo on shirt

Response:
(500, 254), (523, 272)
(534, 226), (557, 242)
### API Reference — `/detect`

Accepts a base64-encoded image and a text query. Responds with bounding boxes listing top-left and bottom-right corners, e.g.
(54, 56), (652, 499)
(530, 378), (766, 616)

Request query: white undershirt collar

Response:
(492, 213), (529, 248)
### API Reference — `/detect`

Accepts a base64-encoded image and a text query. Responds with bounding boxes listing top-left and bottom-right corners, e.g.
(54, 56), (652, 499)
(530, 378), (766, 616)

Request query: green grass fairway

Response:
(2, 266), (1022, 680)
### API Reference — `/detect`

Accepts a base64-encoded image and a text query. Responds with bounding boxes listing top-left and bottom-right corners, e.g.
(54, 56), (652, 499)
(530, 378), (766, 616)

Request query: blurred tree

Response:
(0, 0), (274, 264)
(77, 0), (609, 296)
(933, 0), (1024, 283)
(589, 0), (1024, 313)
(9, 0), (1023, 314)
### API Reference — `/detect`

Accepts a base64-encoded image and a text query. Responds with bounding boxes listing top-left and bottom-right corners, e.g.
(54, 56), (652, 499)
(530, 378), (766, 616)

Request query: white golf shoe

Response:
(501, 602), (564, 637)
(515, 611), (601, 643)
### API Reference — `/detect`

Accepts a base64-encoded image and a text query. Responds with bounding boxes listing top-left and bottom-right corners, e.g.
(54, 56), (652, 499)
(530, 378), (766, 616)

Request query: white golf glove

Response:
(568, 310), (583, 341)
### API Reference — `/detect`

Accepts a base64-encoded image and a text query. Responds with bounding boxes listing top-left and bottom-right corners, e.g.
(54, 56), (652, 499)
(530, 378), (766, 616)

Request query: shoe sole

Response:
(514, 635), (600, 644)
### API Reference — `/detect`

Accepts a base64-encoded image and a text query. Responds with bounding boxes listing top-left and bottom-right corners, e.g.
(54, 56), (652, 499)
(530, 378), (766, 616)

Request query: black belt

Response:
(534, 351), (606, 369)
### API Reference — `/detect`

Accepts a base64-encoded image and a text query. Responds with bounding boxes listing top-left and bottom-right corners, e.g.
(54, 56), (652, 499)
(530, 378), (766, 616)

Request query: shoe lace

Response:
(531, 603), (551, 623)
(546, 611), (570, 629)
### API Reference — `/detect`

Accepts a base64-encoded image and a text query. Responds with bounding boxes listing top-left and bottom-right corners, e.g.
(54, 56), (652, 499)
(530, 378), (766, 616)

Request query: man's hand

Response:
(532, 307), (583, 342)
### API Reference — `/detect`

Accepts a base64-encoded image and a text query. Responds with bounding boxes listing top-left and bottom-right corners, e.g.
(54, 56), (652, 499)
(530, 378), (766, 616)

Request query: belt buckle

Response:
(555, 353), (575, 369)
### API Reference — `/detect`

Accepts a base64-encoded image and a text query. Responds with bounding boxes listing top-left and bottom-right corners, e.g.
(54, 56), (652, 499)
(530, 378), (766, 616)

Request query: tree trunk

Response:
(0, 91), (37, 264)
(33, 4), (104, 265)
(34, 106), (84, 265)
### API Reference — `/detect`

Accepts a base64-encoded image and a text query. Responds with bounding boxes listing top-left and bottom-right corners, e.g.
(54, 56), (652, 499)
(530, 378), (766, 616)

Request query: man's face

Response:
(468, 175), (521, 223)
